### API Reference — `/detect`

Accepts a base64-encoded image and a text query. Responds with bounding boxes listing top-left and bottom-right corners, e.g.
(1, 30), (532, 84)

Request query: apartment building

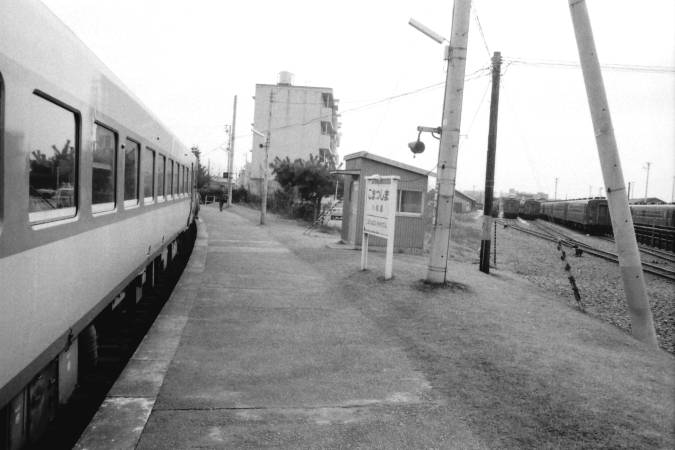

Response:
(248, 72), (340, 195)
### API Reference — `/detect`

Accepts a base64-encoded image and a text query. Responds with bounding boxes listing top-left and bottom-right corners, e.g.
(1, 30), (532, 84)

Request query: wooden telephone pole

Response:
(569, 0), (657, 346)
(479, 52), (502, 274)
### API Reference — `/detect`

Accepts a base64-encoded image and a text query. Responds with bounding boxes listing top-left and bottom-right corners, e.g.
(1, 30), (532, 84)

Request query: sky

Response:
(40, 0), (675, 201)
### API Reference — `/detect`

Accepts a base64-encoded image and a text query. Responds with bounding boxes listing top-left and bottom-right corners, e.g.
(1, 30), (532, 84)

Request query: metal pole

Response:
(479, 51), (502, 274)
(227, 95), (237, 207)
(569, 0), (657, 346)
(426, 0), (472, 283)
(554, 177), (559, 200)
(261, 91), (273, 225)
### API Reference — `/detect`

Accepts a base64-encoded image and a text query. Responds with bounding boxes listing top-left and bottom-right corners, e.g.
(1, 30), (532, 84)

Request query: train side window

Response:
(177, 164), (182, 196)
(173, 160), (179, 196)
(123, 138), (140, 207)
(92, 123), (116, 213)
(156, 154), (165, 201)
(143, 148), (155, 203)
(183, 166), (188, 194)
(29, 92), (79, 223)
(167, 159), (174, 199)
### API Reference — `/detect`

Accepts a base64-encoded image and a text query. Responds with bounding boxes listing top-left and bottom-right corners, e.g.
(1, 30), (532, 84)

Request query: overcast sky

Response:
(41, 0), (674, 201)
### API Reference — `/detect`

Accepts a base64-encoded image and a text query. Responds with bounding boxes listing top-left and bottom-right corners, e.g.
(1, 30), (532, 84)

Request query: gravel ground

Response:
(446, 213), (674, 354)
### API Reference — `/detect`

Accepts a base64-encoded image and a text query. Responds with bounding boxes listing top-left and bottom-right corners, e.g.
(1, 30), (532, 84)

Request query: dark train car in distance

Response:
(630, 204), (675, 228)
(502, 198), (520, 219)
(540, 199), (611, 234)
(519, 199), (541, 220)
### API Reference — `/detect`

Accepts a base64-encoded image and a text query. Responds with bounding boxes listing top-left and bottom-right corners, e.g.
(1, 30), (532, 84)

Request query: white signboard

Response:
(361, 175), (399, 279)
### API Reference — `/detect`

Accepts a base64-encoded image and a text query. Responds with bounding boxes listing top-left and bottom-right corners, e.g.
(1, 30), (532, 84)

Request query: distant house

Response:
(629, 197), (665, 205)
(454, 190), (478, 213)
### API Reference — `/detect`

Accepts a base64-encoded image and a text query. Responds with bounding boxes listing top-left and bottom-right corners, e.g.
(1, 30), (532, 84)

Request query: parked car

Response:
(330, 201), (343, 220)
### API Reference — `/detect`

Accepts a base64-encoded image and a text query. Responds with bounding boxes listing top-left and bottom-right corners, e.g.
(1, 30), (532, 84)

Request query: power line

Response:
(471, 2), (491, 59)
(505, 57), (675, 74)
(231, 67), (492, 142)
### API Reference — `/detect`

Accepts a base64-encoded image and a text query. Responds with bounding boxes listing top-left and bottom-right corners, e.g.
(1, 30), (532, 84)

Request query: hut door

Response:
(348, 179), (359, 244)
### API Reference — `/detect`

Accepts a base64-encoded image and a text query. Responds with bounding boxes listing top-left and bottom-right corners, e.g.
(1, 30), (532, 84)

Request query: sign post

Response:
(361, 175), (399, 280)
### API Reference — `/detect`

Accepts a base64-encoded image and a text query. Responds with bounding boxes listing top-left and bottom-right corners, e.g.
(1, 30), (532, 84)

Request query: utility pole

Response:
(260, 90), (273, 225)
(554, 177), (559, 200)
(479, 51), (502, 274)
(643, 161), (651, 200)
(426, 0), (472, 284)
(569, 0), (657, 346)
(627, 181), (632, 200)
(227, 95), (237, 207)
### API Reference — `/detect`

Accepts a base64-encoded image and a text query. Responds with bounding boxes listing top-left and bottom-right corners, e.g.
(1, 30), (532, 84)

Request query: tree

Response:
(270, 154), (336, 220)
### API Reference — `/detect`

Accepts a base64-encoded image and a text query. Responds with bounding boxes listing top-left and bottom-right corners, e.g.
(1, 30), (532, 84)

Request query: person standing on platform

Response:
(218, 187), (225, 211)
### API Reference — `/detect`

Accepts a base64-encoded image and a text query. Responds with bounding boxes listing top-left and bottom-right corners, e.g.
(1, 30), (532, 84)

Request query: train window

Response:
(123, 138), (140, 206)
(143, 148), (155, 202)
(157, 154), (165, 200)
(397, 190), (423, 214)
(92, 123), (117, 213)
(29, 92), (79, 223)
(183, 166), (188, 193)
(177, 164), (182, 196)
(173, 161), (179, 196)
(167, 159), (174, 198)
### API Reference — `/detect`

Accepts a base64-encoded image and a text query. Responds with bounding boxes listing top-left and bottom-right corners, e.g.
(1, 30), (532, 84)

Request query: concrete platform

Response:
(75, 205), (674, 449)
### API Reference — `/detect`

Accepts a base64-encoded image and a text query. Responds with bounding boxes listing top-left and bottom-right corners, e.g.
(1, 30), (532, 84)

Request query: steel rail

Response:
(498, 219), (675, 282)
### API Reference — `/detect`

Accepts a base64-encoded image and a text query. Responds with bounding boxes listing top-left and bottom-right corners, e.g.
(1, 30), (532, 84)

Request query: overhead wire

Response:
(505, 57), (675, 74)
(228, 66), (492, 143)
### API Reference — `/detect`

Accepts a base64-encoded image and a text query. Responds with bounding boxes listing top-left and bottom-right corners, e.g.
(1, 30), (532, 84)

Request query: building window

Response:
(318, 148), (332, 164)
(29, 93), (78, 222)
(321, 121), (332, 135)
(124, 138), (140, 204)
(397, 190), (423, 214)
(143, 148), (155, 201)
(157, 154), (166, 199)
(321, 92), (333, 108)
(92, 123), (116, 212)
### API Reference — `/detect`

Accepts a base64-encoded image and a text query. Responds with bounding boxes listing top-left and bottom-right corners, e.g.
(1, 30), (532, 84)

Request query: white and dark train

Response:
(0, 0), (198, 447)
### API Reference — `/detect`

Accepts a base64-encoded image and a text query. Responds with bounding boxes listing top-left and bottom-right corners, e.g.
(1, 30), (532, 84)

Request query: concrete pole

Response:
(260, 91), (273, 225)
(554, 177), (559, 200)
(227, 95), (237, 207)
(569, 0), (657, 347)
(426, 0), (472, 283)
(479, 52), (502, 274)
(643, 161), (651, 200)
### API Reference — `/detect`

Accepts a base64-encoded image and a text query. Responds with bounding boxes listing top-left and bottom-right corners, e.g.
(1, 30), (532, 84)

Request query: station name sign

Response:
(361, 175), (399, 279)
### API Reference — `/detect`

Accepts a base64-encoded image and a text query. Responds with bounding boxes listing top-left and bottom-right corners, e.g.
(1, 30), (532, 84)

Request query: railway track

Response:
(596, 235), (675, 264)
(498, 219), (675, 282)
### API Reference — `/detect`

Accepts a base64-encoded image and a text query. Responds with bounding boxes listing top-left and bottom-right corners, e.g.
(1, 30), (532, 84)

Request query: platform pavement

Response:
(76, 206), (485, 449)
(76, 205), (674, 449)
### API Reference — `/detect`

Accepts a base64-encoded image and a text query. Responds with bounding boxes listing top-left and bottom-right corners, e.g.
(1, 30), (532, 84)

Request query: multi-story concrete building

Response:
(249, 72), (340, 195)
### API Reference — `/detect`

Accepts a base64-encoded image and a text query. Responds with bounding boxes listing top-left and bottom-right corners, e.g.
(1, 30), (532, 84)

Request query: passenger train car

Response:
(630, 204), (675, 229)
(519, 199), (541, 220)
(540, 199), (611, 234)
(501, 197), (520, 219)
(0, 0), (197, 446)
